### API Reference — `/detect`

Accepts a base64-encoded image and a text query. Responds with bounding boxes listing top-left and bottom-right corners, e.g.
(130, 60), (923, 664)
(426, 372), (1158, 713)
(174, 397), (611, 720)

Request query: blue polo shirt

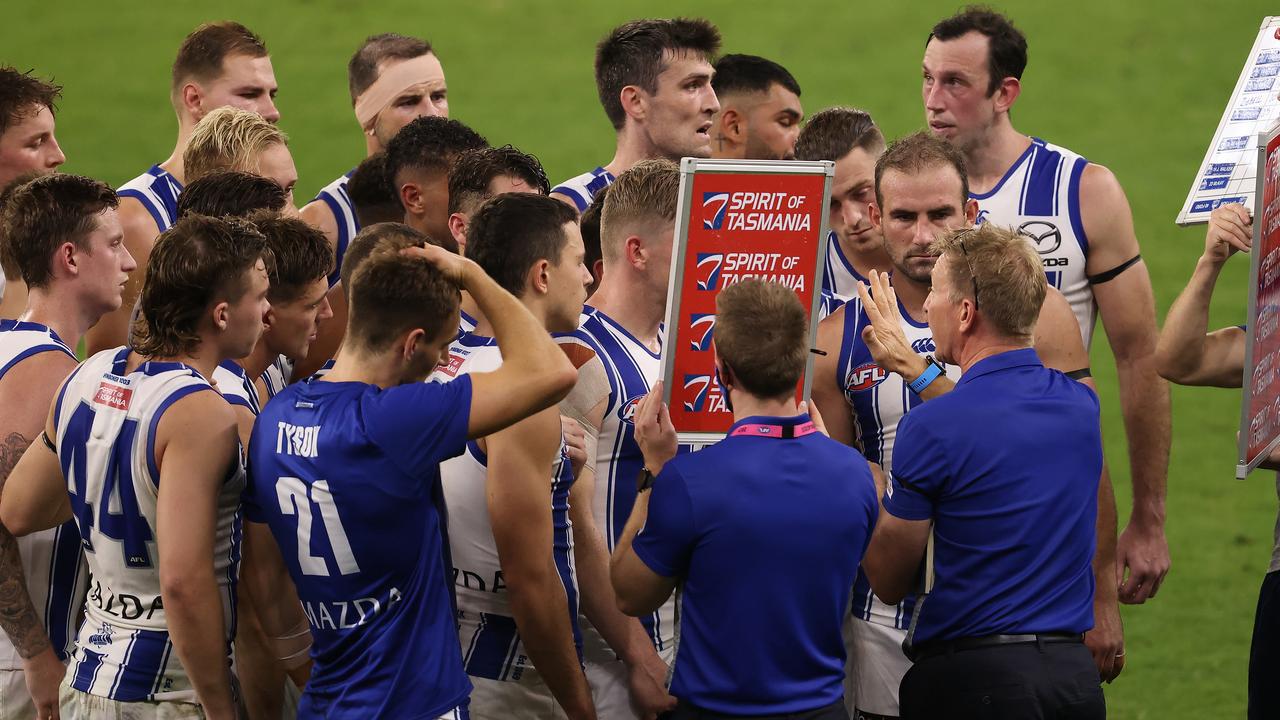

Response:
(883, 348), (1100, 645)
(632, 414), (878, 714)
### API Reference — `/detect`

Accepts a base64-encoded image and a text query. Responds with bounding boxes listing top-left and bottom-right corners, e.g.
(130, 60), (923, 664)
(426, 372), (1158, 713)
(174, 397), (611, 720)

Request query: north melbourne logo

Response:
(696, 253), (724, 291)
(689, 314), (716, 351)
(702, 192), (729, 230)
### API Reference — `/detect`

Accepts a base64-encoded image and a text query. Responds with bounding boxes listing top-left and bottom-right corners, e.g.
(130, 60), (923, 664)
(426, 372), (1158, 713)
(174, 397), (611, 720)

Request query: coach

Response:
(863, 223), (1106, 719)
(610, 279), (879, 719)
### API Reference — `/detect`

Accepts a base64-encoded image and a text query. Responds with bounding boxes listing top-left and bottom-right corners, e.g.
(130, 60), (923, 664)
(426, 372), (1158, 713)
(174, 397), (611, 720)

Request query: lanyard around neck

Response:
(728, 421), (818, 439)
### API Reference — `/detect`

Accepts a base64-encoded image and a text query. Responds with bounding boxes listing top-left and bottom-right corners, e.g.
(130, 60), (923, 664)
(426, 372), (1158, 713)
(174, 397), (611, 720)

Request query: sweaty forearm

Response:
(163, 576), (235, 718)
(1116, 355), (1171, 524)
(1156, 258), (1224, 380)
(507, 564), (596, 719)
(0, 431), (51, 659)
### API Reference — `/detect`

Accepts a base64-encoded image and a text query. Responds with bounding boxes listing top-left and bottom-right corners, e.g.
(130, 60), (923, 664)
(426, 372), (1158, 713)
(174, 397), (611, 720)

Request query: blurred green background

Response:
(4, 1), (1275, 716)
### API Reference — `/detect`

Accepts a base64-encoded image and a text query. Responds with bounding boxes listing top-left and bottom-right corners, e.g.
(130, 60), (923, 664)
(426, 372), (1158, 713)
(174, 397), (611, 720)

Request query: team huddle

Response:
(0, 7), (1181, 720)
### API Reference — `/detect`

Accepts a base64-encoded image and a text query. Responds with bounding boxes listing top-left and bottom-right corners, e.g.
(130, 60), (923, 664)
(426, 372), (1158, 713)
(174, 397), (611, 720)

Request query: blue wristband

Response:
(908, 361), (943, 395)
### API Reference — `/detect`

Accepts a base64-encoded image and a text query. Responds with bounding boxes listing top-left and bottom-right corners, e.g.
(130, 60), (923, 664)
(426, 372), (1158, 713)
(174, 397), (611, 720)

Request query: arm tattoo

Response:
(0, 431), (52, 659)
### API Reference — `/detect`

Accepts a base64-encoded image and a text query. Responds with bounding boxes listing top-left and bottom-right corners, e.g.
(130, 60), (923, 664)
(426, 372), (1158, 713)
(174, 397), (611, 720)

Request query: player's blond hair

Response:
(930, 223), (1046, 341)
(599, 159), (680, 263)
(183, 107), (287, 184)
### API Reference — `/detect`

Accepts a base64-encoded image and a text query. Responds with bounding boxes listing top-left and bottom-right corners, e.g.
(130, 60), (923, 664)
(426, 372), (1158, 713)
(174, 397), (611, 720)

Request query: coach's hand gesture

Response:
(634, 381), (677, 476)
(856, 270), (928, 381)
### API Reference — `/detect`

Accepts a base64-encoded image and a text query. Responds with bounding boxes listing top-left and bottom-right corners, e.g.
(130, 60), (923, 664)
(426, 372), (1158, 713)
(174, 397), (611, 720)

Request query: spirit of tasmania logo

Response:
(682, 373), (728, 413)
(689, 314), (716, 351)
(92, 382), (132, 410)
(695, 253), (723, 291)
(702, 192), (729, 230)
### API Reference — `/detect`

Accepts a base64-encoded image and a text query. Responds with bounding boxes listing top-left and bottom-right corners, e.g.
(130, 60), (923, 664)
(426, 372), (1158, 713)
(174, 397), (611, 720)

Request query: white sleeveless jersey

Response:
(55, 348), (243, 701)
(972, 138), (1096, 346)
(834, 296), (961, 629)
(0, 320), (89, 669)
(822, 231), (868, 300)
(431, 335), (581, 682)
(550, 167), (616, 212)
(117, 165), (182, 234)
(565, 309), (679, 655)
(312, 170), (360, 287)
(262, 355), (292, 401)
(214, 360), (262, 416)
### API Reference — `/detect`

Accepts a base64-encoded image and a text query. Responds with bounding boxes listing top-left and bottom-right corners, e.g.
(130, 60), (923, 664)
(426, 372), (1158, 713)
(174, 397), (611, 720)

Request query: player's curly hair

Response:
(447, 145), (549, 215)
(383, 116), (488, 191)
(132, 214), (271, 357)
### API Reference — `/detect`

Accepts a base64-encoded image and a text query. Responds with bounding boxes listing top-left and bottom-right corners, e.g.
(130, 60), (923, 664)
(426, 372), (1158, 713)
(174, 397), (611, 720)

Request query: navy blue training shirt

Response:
(632, 413), (878, 714)
(245, 376), (473, 719)
(883, 348), (1101, 645)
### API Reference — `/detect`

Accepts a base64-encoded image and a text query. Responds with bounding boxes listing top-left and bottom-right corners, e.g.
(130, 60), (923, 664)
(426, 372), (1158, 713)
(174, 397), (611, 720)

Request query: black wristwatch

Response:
(636, 467), (656, 493)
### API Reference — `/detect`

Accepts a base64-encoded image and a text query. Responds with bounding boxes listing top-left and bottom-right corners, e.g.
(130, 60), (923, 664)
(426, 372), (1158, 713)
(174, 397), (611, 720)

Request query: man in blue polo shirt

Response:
(610, 279), (879, 719)
(863, 223), (1105, 719)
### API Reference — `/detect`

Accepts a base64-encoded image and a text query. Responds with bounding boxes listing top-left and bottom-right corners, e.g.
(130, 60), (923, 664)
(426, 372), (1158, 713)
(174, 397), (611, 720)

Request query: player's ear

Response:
(211, 300), (231, 332)
(626, 235), (646, 270)
(447, 213), (469, 253)
(180, 82), (204, 120)
(720, 108), (743, 142)
(993, 76), (1020, 114)
(399, 181), (422, 216)
(528, 258), (551, 296)
(402, 327), (426, 362)
(56, 242), (78, 279)
(868, 201), (883, 230)
(620, 85), (645, 123)
(964, 198), (980, 224)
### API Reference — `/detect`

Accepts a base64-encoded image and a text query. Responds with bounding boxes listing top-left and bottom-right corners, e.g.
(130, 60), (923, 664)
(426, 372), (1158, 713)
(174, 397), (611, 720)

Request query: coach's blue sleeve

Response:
(882, 410), (949, 521)
(366, 375), (473, 474)
(631, 464), (697, 578)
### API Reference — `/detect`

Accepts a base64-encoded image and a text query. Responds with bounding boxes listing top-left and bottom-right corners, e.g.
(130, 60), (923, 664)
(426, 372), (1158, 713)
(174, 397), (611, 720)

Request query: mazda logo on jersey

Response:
(617, 395), (645, 424)
(702, 192), (730, 229)
(1017, 220), (1061, 254)
(845, 363), (887, 393)
(689, 313), (716, 350)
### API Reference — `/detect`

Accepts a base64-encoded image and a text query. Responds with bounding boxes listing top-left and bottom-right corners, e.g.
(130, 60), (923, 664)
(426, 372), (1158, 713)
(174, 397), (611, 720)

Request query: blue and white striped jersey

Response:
(550, 167), (616, 212)
(431, 334), (581, 683)
(565, 309), (678, 655)
(117, 165), (183, 234)
(972, 138), (1095, 346)
(834, 297), (960, 629)
(313, 171), (361, 288)
(214, 359), (262, 416)
(55, 348), (242, 701)
(0, 321), (89, 669)
(822, 231), (868, 301)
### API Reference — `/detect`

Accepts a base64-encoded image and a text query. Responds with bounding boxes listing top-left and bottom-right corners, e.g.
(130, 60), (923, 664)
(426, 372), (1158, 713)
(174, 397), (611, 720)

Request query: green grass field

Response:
(4, 1), (1275, 716)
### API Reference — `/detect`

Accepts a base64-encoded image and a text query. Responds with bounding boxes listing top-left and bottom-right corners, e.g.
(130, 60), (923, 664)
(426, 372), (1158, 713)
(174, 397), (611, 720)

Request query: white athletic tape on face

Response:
(354, 55), (445, 132)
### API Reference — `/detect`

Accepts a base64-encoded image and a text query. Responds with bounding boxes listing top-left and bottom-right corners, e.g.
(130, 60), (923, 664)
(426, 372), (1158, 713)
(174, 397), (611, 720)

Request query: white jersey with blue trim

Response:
(431, 335), (581, 682)
(313, 170), (361, 287)
(822, 231), (869, 300)
(262, 355), (293, 401)
(0, 320), (89, 669)
(213, 360), (262, 416)
(834, 296), (960, 629)
(567, 309), (678, 655)
(55, 348), (243, 702)
(972, 137), (1095, 346)
(550, 167), (616, 212)
(117, 165), (183, 234)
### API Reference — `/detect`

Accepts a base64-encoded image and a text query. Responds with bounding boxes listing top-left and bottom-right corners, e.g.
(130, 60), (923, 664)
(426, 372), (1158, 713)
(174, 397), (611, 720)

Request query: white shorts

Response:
(0, 669), (34, 720)
(468, 668), (567, 720)
(581, 622), (676, 720)
(59, 679), (206, 719)
(846, 617), (912, 717)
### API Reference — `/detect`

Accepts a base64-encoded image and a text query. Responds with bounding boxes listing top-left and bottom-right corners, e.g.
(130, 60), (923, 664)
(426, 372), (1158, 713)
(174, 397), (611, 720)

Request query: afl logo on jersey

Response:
(845, 363), (887, 393)
(1017, 220), (1062, 255)
(702, 192), (729, 230)
(617, 395), (645, 424)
